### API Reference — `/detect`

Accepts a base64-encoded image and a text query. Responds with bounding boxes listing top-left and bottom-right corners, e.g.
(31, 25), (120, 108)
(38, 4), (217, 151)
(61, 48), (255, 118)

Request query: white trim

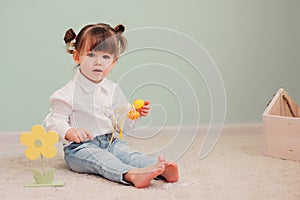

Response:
(0, 131), (20, 135)
(222, 123), (262, 134)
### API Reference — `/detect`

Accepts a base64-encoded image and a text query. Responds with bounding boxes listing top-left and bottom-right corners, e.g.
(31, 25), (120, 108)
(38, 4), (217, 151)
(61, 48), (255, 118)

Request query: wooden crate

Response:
(263, 88), (300, 161)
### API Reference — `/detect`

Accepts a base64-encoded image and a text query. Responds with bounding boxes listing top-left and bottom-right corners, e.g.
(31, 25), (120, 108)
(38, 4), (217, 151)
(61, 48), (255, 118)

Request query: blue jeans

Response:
(64, 133), (157, 184)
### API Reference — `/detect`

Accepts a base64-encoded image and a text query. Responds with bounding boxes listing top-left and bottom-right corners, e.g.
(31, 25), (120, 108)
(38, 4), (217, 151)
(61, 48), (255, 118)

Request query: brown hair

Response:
(64, 23), (127, 59)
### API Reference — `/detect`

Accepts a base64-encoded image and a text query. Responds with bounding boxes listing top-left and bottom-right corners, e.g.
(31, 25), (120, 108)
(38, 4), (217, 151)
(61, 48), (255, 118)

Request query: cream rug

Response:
(1, 125), (299, 200)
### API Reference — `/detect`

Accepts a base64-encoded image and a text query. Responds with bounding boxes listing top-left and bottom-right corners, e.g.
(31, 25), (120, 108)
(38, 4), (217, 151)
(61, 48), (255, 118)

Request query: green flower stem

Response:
(41, 154), (45, 175)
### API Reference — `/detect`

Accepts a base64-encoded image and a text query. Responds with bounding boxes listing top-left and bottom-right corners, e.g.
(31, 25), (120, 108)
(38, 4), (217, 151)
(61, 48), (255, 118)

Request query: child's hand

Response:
(65, 128), (93, 143)
(138, 100), (150, 116)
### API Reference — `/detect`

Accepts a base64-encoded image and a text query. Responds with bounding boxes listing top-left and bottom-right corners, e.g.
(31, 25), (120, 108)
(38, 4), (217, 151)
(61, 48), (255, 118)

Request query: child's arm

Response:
(112, 85), (136, 132)
(44, 99), (93, 143)
(43, 99), (72, 143)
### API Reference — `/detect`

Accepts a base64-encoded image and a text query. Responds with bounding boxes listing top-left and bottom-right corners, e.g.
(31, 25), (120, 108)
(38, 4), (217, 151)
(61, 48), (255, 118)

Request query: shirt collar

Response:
(74, 68), (112, 93)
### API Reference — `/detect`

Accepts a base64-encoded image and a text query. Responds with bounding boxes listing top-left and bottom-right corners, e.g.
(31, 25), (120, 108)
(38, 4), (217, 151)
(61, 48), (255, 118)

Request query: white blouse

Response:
(43, 68), (133, 144)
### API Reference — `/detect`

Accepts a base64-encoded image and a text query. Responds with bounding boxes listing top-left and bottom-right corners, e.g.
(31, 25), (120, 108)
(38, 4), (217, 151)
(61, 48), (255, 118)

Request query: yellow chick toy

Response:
(133, 99), (145, 110)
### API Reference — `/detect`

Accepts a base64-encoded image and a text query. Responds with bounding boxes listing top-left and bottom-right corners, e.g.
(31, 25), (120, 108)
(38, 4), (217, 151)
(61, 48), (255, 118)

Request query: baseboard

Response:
(222, 123), (262, 134)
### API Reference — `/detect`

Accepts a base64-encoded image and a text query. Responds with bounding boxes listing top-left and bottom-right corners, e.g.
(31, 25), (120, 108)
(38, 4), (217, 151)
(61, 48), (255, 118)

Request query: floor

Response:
(1, 125), (300, 200)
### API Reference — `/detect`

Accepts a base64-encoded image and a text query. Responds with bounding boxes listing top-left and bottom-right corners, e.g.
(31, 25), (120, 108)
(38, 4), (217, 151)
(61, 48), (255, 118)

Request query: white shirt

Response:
(43, 68), (133, 144)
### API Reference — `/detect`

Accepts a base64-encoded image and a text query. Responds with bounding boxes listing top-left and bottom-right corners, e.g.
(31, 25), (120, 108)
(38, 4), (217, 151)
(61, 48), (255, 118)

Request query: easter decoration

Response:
(128, 99), (145, 120)
(20, 125), (64, 187)
(111, 99), (145, 143)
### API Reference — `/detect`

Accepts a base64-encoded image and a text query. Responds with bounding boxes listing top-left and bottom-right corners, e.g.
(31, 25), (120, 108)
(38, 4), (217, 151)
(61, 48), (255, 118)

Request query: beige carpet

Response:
(1, 125), (299, 200)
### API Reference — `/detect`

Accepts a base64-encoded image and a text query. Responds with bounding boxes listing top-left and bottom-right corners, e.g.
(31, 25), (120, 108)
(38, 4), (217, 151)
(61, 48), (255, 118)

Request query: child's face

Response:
(74, 50), (115, 83)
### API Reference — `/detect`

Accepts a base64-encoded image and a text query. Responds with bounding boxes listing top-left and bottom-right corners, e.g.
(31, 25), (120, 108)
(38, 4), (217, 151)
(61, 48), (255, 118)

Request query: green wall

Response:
(0, 0), (299, 131)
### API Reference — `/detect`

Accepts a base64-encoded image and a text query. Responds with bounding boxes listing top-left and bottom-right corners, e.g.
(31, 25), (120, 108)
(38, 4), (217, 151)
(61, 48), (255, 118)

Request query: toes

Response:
(158, 155), (166, 163)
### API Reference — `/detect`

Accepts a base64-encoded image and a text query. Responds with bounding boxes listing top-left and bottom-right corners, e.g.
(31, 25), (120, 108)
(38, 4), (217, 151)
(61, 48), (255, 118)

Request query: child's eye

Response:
(103, 55), (111, 59)
(87, 52), (95, 57)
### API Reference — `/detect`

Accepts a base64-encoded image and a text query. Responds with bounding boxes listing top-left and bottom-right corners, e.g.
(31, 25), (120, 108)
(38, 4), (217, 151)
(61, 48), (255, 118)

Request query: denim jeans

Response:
(64, 133), (157, 184)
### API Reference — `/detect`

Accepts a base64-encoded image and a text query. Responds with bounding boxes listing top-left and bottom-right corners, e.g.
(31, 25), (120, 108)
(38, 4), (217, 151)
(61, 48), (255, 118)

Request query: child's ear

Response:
(72, 50), (80, 64)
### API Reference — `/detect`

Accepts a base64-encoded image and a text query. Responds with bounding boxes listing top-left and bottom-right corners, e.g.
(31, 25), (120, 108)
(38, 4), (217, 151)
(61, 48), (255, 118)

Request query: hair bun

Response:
(64, 28), (76, 44)
(114, 24), (125, 34)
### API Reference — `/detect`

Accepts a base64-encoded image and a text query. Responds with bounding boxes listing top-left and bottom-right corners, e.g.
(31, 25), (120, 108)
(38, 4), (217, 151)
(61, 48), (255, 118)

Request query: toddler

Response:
(43, 22), (178, 188)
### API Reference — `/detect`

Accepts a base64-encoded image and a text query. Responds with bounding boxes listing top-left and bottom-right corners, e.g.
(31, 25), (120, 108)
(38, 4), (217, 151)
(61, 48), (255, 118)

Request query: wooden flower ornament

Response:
(20, 125), (58, 160)
(20, 125), (63, 187)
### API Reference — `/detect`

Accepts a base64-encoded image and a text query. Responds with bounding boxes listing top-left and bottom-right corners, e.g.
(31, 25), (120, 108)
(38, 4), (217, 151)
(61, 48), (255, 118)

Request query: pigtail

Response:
(64, 28), (77, 54)
(114, 24), (125, 34)
(114, 24), (127, 54)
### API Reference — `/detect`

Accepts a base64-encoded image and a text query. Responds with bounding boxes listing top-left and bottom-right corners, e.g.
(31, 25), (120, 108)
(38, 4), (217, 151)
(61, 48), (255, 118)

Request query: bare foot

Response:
(159, 156), (179, 183)
(124, 163), (165, 188)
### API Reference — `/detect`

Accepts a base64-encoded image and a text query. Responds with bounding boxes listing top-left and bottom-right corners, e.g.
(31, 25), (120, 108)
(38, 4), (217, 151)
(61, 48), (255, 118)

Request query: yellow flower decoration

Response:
(20, 125), (59, 160)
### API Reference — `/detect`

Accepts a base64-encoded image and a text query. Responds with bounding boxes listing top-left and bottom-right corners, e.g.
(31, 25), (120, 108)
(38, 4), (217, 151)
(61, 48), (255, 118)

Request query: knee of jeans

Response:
(111, 140), (140, 157)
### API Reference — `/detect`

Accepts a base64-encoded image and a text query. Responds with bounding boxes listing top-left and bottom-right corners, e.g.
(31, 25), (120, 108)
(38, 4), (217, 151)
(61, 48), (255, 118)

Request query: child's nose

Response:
(94, 56), (102, 66)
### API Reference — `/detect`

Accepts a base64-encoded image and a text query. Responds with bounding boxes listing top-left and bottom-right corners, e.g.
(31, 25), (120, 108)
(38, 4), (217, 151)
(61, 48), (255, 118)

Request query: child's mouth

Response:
(93, 69), (103, 73)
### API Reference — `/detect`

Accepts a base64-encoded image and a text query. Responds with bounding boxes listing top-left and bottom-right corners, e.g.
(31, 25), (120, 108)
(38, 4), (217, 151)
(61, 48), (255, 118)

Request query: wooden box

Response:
(263, 88), (300, 161)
